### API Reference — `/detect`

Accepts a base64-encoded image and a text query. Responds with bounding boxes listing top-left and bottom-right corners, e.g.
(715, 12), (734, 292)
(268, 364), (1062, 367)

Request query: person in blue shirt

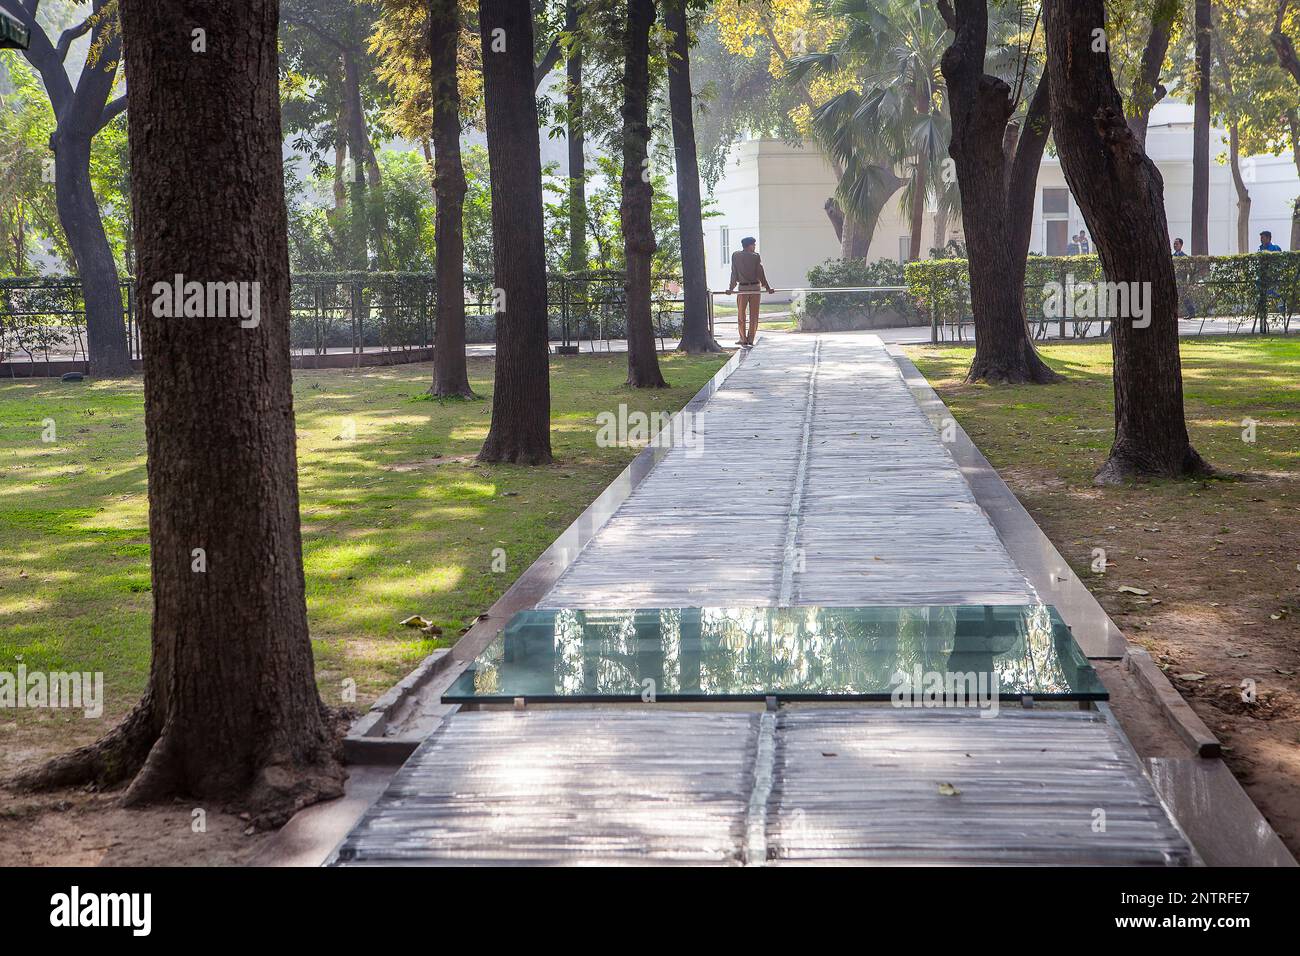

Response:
(1259, 230), (1282, 252)
(1172, 238), (1187, 256)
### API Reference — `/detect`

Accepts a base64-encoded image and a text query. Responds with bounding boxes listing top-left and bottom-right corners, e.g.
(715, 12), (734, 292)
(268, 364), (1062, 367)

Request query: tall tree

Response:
(281, 1), (390, 268)
(1213, 17), (1251, 253)
(665, 0), (720, 353)
(565, 0), (589, 278)
(1191, 0), (1211, 254)
(1, 0), (131, 375)
(1126, 0), (1179, 144)
(621, 0), (668, 387)
(1044, 0), (1210, 483)
(790, 0), (948, 262)
(937, 0), (1057, 384)
(16, 0), (346, 823)
(477, 0), (553, 462)
(429, 0), (474, 397)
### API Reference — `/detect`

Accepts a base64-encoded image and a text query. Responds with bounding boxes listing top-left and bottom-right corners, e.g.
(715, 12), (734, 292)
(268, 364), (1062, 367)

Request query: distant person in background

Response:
(726, 236), (774, 347)
(1172, 238), (1187, 256)
(1259, 230), (1282, 252)
(1078, 231), (1090, 254)
(1066, 233), (1081, 256)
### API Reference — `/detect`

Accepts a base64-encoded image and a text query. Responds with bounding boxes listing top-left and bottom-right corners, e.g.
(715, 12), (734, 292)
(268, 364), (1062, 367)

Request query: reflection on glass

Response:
(444, 605), (1106, 703)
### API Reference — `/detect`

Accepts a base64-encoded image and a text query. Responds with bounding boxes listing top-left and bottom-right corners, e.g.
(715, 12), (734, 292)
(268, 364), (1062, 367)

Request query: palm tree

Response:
(788, 0), (952, 261)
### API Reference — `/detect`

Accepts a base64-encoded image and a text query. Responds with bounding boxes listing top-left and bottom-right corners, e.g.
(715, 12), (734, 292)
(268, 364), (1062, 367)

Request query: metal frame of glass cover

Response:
(443, 605), (1107, 704)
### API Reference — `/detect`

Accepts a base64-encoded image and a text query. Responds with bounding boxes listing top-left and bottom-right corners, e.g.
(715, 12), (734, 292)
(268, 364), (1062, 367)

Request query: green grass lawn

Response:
(907, 337), (1300, 479)
(0, 351), (728, 764)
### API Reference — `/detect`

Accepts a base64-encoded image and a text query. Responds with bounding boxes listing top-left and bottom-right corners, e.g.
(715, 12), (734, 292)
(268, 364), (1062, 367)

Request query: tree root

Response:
(9, 695), (158, 794)
(965, 354), (1063, 385)
(1094, 446), (1216, 486)
(9, 695), (349, 831)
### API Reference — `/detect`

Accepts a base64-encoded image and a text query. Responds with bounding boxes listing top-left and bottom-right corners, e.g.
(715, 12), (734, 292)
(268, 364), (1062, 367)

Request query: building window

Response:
(1042, 188), (1071, 255)
(898, 236), (912, 264)
(1042, 188), (1070, 216)
(719, 227), (730, 264)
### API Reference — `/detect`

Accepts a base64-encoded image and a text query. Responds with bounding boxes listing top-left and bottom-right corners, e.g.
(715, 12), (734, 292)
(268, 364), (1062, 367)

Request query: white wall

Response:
(708, 103), (1300, 288)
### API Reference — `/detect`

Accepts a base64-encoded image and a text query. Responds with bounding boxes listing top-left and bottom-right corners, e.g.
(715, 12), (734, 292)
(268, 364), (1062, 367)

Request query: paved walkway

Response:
(331, 333), (1192, 867)
(543, 334), (1031, 608)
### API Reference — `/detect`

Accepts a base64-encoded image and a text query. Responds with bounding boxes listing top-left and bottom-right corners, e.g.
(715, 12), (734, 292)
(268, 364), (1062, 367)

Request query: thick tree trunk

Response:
(1216, 36), (1252, 254)
(1007, 71), (1052, 264)
(824, 197), (845, 243)
(838, 167), (903, 261)
(15, 0), (349, 825)
(430, 0), (475, 398)
(477, 0), (553, 463)
(932, 204), (948, 255)
(1191, 0), (1212, 255)
(1044, 0), (1210, 483)
(940, 0), (1058, 385)
(10, 2), (133, 376)
(1228, 122), (1252, 253)
(907, 164), (926, 262)
(621, 0), (667, 387)
(665, 0), (720, 354)
(54, 131), (132, 376)
(342, 50), (371, 270)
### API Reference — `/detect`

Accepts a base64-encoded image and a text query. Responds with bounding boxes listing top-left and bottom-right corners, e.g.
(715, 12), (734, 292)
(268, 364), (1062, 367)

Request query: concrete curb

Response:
(1125, 647), (1221, 758)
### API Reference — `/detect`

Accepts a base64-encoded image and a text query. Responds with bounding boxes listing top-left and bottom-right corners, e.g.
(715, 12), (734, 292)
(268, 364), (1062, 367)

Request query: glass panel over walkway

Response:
(444, 605), (1106, 703)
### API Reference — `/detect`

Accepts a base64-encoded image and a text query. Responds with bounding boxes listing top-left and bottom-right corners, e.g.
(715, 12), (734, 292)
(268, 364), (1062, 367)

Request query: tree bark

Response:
(15, 0), (349, 826)
(477, 0), (554, 463)
(55, 131), (132, 376)
(1215, 31), (1251, 253)
(939, 0), (1058, 384)
(1191, 0), (1211, 255)
(1043, 0), (1210, 483)
(1127, 1), (1175, 145)
(1228, 121), (1252, 254)
(566, 0), (589, 278)
(1007, 71), (1053, 264)
(932, 204), (948, 254)
(907, 163), (927, 262)
(430, 0), (475, 398)
(341, 50), (371, 270)
(845, 168), (904, 260)
(665, 0), (720, 353)
(907, 74), (930, 262)
(5, 0), (132, 376)
(621, 0), (668, 387)
(824, 197), (845, 243)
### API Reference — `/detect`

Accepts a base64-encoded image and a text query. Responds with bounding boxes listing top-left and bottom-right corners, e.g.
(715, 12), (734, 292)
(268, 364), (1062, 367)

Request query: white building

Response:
(704, 103), (1300, 297)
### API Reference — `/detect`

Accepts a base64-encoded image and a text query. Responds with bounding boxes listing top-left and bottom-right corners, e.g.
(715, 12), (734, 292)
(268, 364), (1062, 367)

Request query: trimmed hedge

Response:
(796, 258), (922, 331)
(904, 252), (1300, 335)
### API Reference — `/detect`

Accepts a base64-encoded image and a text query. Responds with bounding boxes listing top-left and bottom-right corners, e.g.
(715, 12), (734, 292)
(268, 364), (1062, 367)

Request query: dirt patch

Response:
(384, 454), (478, 472)
(1011, 473), (1300, 855)
(0, 788), (270, 866)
